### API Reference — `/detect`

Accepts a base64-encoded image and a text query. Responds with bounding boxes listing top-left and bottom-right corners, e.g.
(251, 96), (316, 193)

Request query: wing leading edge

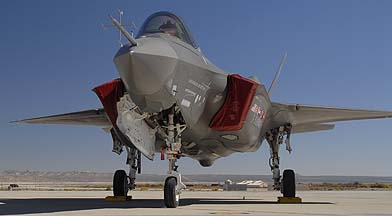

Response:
(271, 102), (392, 133)
(12, 109), (111, 127)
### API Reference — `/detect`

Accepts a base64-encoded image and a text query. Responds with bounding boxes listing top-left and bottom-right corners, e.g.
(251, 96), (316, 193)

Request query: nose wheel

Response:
(164, 177), (180, 208)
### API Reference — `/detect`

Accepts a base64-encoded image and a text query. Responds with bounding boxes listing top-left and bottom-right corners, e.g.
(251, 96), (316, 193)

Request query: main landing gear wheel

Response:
(164, 177), (179, 208)
(113, 169), (128, 196)
(282, 169), (296, 197)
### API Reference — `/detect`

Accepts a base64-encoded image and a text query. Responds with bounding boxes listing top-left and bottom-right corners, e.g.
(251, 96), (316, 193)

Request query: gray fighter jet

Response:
(14, 11), (392, 207)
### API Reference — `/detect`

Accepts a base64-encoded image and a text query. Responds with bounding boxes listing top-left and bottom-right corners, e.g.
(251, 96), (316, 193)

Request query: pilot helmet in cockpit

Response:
(159, 20), (178, 37)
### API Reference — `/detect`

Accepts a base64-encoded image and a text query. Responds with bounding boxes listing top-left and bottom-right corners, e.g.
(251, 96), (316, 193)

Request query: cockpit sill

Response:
(113, 34), (199, 59)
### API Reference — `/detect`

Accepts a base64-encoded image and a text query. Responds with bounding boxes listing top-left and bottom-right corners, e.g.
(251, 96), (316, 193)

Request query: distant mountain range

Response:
(1, 170), (392, 184)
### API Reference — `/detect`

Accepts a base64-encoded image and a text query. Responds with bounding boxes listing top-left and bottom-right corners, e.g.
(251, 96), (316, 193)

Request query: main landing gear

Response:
(266, 125), (296, 198)
(112, 145), (141, 197)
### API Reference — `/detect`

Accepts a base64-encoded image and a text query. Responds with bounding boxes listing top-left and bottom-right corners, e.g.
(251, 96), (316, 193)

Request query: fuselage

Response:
(113, 12), (272, 166)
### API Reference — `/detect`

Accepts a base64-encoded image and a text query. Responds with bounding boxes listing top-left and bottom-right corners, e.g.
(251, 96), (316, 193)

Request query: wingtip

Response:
(10, 119), (33, 124)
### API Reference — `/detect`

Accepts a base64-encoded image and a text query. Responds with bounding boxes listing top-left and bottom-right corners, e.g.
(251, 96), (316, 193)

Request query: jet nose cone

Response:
(114, 38), (178, 95)
(113, 38), (178, 112)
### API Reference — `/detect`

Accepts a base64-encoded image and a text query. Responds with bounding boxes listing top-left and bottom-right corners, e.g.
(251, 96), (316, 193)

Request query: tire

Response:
(113, 170), (128, 196)
(282, 169), (296, 197)
(164, 177), (179, 208)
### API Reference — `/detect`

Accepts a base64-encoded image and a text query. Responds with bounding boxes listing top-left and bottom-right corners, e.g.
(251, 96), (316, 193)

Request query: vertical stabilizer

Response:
(268, 52), (287, 96)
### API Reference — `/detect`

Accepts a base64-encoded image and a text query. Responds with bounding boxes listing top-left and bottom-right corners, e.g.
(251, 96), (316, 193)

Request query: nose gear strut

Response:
(163, 106), (186, 208)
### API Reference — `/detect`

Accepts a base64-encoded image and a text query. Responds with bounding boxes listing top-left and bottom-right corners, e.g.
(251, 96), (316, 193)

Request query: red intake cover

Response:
(209, 74), (259, 131)
(93, 79), (125, 126)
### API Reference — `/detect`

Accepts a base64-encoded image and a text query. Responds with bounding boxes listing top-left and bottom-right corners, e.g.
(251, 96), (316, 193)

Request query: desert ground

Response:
(1, 190), (392, 216)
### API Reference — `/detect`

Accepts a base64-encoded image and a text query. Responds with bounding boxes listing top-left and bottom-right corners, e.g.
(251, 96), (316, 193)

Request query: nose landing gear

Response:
(163, 108), (186, 208)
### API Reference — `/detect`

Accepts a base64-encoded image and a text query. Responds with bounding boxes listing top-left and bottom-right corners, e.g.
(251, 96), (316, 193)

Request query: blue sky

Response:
(1, 0), (392, 176)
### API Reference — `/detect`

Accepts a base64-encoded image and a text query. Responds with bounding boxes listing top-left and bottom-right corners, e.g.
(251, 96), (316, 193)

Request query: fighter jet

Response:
(14, 11), (392, 207)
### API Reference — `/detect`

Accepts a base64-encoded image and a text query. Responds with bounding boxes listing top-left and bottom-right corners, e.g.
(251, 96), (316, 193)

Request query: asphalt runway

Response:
(0, 190), (391, 215)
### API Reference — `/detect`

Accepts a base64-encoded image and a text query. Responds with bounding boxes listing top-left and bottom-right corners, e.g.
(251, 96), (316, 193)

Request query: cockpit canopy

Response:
(137, 11), (198, 48)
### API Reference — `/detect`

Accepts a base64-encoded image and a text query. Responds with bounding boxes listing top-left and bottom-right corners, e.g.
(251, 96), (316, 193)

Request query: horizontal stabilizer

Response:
(292, 123), (335, 134)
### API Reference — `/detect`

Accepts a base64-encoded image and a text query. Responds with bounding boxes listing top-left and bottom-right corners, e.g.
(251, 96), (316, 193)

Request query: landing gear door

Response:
(116, 94), (156, 160)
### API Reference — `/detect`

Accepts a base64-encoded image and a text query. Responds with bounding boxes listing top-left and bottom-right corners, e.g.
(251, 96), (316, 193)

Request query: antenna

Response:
(119, 9), (123, 46)
(268, 51), (287, 96)
(102, 10), (138, 47)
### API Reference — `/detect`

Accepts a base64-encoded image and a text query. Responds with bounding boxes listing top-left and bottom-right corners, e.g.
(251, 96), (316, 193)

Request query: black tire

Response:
(282, 169), (296, 197)
(113, 170), (128, 196)
(164, 177), (179, 208)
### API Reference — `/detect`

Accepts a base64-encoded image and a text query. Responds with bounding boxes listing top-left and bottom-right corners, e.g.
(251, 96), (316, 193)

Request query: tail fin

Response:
(268, 51), (287, 96)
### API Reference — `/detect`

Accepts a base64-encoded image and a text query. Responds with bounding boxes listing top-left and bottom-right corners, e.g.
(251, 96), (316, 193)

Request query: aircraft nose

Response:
(114, 38), (178, 109)
(114, 39), (178, 96)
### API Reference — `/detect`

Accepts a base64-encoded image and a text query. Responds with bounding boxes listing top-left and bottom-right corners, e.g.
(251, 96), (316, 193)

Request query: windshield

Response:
(138, 12), (197, 48)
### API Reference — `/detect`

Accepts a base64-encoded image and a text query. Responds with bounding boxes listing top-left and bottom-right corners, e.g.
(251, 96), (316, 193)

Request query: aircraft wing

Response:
(271, 102), (392, 133)
(12, 109), (111, 127)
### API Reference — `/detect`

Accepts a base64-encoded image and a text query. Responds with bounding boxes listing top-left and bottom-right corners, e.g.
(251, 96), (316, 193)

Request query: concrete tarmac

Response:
(0, 190), (391, 215)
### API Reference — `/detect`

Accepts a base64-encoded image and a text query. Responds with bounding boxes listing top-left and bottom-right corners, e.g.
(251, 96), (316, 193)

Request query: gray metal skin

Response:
(114, 33), (271, 167)
(15, 12), (392, 171)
